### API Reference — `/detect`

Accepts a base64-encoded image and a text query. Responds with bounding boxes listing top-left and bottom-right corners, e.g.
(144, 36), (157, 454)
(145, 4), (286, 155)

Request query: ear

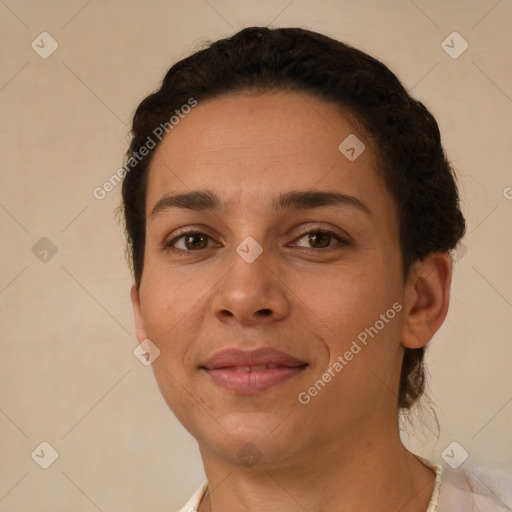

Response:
(401, 252), (452, 349)
(131, 284), (148, 343)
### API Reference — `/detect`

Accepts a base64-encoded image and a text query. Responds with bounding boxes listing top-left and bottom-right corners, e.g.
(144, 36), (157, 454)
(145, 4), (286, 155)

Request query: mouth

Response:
(225, 364), (286, 371)
(200, 347), (308, 395)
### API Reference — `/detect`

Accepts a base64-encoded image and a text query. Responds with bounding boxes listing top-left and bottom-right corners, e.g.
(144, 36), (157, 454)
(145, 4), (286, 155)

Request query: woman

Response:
(121, 26), (511, 511)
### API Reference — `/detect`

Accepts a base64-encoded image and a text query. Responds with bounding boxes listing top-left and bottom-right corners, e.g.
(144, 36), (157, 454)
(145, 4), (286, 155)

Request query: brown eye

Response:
(308, 232), (331, 249)
(183, 233), (209, 250)
(293, 229), (348, 250)
(165, 231), (213, 252)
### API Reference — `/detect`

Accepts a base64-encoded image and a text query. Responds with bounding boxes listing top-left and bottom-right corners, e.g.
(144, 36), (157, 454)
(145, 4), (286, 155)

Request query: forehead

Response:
(145, 91), (395, 222)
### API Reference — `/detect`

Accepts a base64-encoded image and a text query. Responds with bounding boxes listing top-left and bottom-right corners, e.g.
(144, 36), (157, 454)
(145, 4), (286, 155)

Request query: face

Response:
(132, 90), (410, 468)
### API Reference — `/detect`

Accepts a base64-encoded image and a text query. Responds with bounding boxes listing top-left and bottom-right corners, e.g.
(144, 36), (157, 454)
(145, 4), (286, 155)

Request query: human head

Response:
(122, 26), (465, 413)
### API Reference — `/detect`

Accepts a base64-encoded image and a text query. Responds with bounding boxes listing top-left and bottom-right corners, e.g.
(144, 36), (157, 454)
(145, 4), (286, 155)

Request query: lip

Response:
(200, 347), (308, 395)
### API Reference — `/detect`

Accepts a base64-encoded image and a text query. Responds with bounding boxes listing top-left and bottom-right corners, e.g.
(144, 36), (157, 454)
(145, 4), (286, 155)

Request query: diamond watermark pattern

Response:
(31, 32), (59, 59)
(31, 441), (59, 469)
(236, 442), (262, 468)
(32, 237), (58, 263)
(452, 241), (468, 265)
(441, 441), (469, 469)
(134, 338), (161, 366)
(338, 134), (365, 161)
(236, 237), (263, 263)
(441, 32), (468, 59)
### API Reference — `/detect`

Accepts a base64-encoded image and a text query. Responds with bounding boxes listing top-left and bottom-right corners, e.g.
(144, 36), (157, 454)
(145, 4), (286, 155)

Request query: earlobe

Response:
(130, 284), (148, 343)
(401, 252), (452, 349)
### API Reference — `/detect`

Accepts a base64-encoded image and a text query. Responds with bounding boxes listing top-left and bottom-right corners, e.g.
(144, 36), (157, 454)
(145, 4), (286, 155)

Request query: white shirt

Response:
(177, 455), (512, 511)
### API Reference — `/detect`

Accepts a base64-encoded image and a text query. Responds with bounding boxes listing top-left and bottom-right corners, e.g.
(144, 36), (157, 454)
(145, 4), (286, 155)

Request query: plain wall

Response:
(1, 0), (511, 510)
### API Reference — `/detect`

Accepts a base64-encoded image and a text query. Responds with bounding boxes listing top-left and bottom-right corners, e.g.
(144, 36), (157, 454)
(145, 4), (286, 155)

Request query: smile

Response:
(200, 347), (309, 395)
(202, 364), (308, 394)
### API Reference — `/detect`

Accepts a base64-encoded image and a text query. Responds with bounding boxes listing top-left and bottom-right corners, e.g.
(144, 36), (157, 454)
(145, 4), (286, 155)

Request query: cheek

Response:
(139, 271), (198, 356)
(299, 261), (403, 363)
(139, 272), (206, 417)
(300, 264), (390, 326)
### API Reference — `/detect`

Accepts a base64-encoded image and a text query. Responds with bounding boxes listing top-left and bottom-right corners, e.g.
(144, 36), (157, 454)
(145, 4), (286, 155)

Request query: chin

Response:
(197, 410), (306, 468)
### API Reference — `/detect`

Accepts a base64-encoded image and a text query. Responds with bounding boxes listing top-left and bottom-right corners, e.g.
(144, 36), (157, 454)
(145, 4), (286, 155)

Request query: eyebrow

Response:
(150, 189), (371, 217)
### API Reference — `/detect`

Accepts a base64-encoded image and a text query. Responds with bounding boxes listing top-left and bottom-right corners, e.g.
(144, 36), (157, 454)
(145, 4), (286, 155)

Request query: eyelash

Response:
(163, 227), (350, 254)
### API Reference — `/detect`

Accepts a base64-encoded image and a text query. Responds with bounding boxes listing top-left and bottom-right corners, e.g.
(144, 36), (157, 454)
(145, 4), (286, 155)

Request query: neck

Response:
(197, 421), (436, 512)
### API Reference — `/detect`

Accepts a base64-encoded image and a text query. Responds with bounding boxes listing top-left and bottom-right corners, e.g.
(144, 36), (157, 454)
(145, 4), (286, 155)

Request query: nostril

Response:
(259, 309), (272, 316)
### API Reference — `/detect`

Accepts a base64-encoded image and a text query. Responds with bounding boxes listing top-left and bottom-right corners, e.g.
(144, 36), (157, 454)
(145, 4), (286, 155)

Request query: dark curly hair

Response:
(121, 26), (466, 411)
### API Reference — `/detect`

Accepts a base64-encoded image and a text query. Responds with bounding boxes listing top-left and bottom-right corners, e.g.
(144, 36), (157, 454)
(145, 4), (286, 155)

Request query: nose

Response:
(210, 242), (290, 327)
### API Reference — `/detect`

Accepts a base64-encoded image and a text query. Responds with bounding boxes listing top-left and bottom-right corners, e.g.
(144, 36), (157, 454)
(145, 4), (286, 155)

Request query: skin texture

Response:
(131, 90), (452, 511)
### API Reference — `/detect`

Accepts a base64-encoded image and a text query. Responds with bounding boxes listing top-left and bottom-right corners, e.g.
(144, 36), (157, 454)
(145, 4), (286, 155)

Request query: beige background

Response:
(1, 0), (511, 510)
